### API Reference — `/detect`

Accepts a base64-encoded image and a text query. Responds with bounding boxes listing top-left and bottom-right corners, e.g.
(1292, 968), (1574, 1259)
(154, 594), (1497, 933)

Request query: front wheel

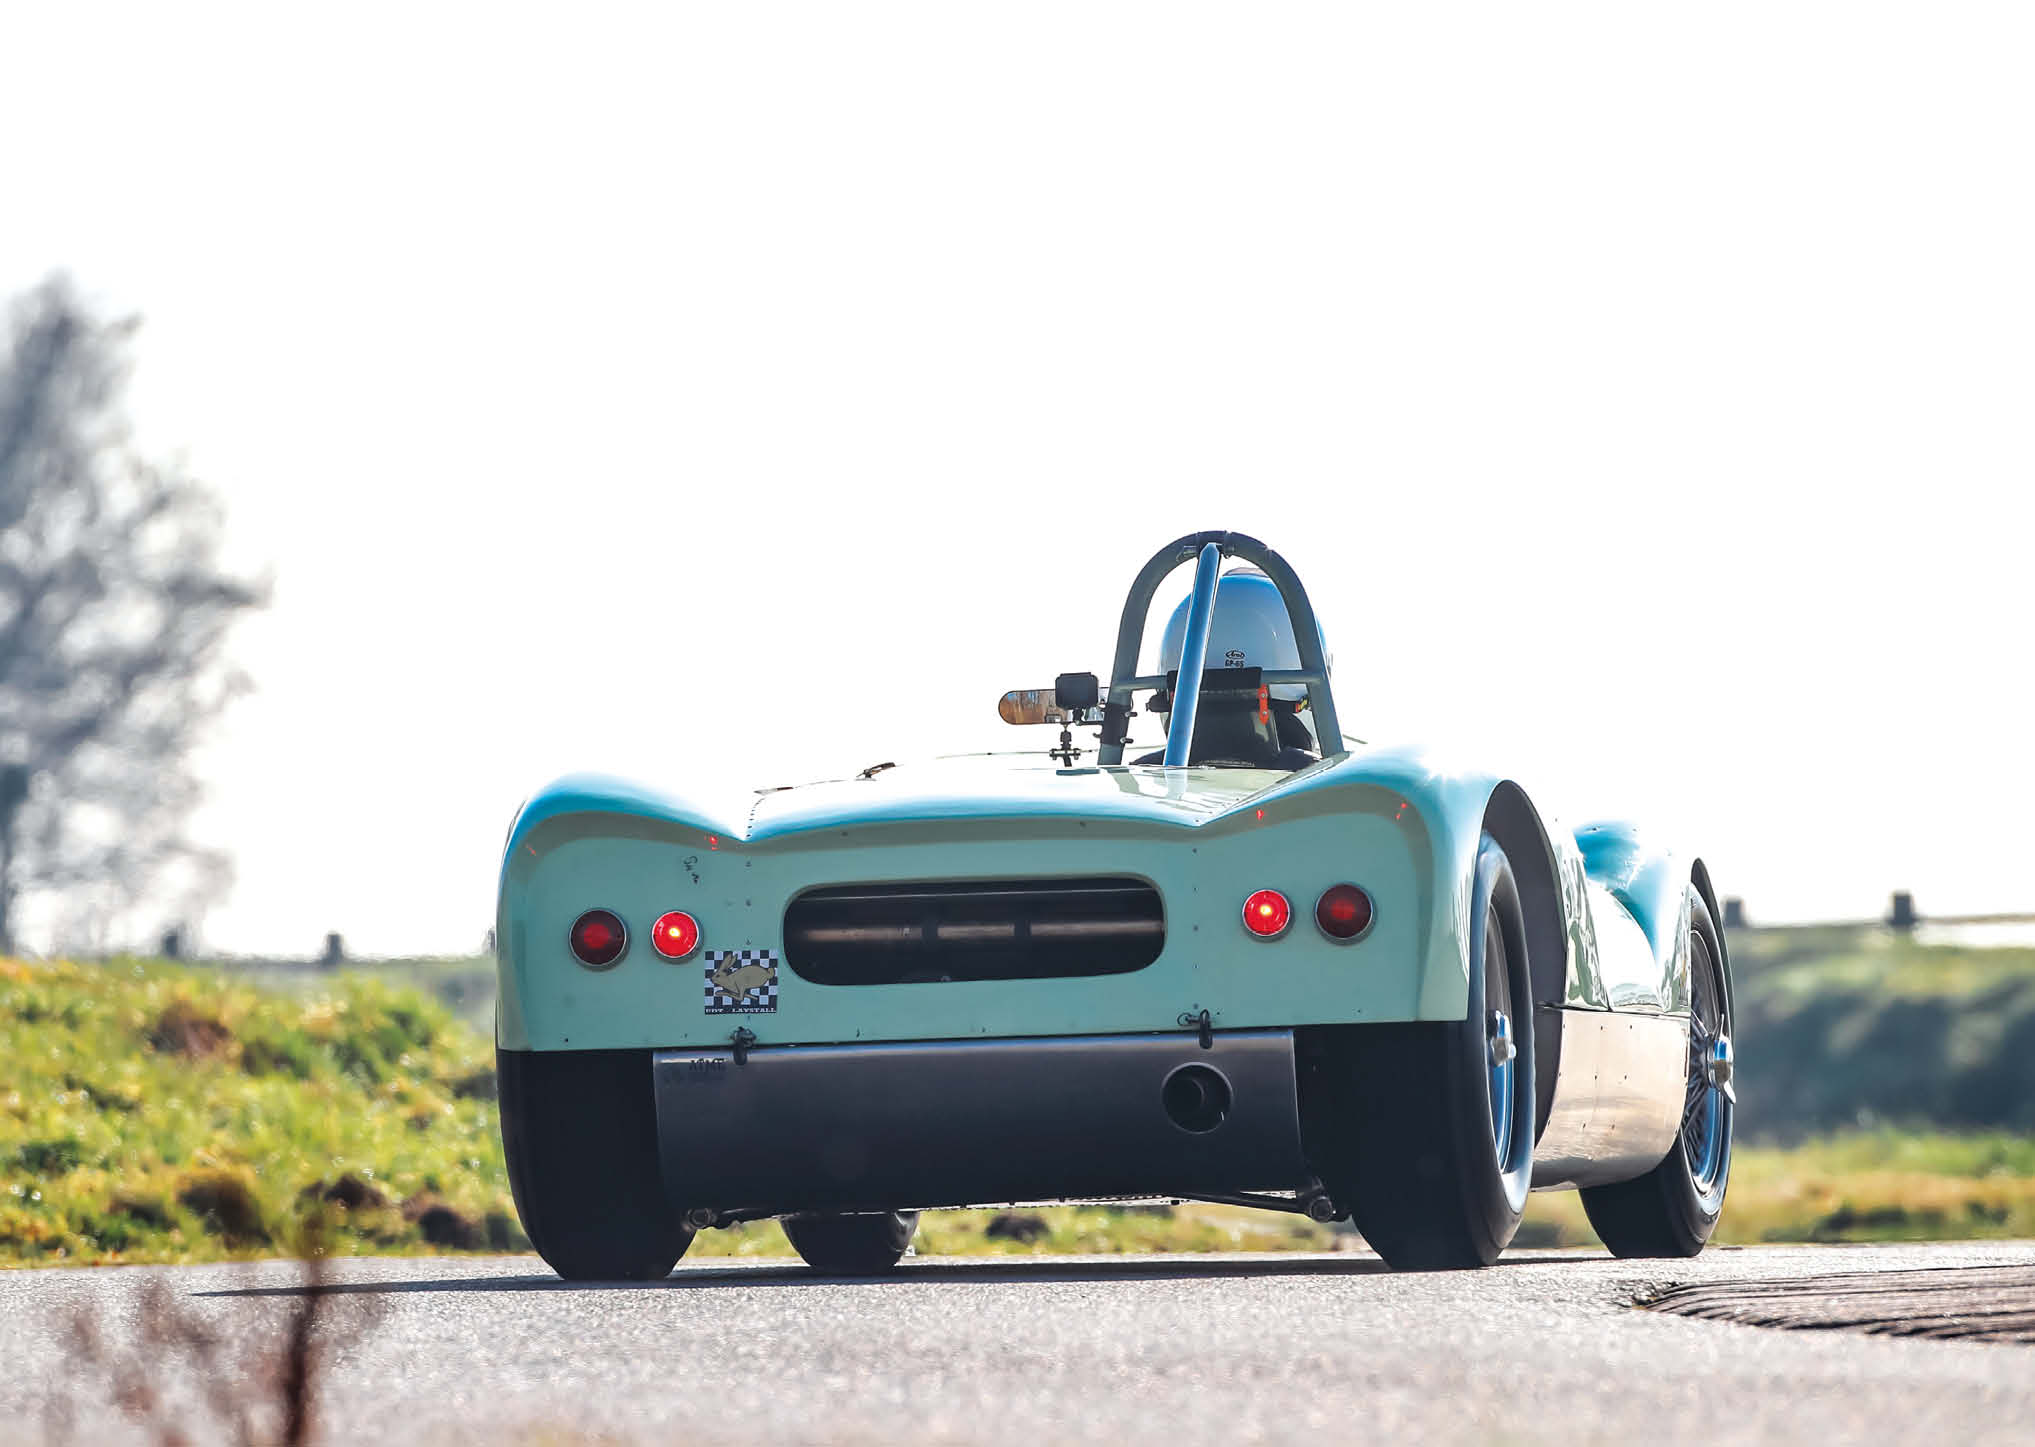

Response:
(782, 1211), (919, 1274)
(1579, 889), (1734, 1256)
(1302, 833), (1537, 1269)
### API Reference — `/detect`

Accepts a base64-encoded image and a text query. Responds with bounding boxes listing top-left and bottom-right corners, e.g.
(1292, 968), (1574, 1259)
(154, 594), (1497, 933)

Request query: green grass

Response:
(0, 956), (516, 1265)
(1516, 1128), (2035, 1248)
(1723, 1129), (2035, 1241)
(5, 949), (2032, 1268)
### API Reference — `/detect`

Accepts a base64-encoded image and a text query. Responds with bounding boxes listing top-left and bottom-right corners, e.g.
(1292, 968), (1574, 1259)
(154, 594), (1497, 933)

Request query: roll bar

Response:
(1161, 543), (1226, 768)
(1096, 531), (1342, 767)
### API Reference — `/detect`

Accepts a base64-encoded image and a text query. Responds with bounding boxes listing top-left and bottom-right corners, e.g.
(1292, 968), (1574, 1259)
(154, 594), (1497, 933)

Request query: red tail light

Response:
(1242, 889), (1292, 939)
(651, 910), (701, 960)
(569, 909), (628, 968)
(1315, 884), (1374, 941)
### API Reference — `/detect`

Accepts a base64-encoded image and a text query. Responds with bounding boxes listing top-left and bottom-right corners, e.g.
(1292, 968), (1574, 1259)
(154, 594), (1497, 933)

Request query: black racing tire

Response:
(782, 1211), (919, 1275)
(1580, 890), (1735, 1257)
(1300, 833), (1537, 1270)
(498, 1048), (693, 1281)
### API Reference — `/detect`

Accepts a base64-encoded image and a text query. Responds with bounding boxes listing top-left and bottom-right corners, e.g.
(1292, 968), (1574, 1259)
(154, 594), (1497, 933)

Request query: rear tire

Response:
(499, 1048), (693, 1281)
(1301, 833), (1537, 1269)
(783, 1211), (919, 1274)
(1580, 890), (1734, 1257)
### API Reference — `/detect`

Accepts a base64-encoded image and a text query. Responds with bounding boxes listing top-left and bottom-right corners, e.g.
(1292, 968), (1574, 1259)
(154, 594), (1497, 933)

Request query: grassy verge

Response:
(1514, 1130), (2035, 1249)
(1, 957), (516, 1266)
(5, 955), (2031, 1266)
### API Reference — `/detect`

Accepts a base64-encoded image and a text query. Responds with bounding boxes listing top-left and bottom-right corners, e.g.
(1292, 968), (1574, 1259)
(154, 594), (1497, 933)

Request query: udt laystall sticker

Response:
(704, 949), (778, 1014)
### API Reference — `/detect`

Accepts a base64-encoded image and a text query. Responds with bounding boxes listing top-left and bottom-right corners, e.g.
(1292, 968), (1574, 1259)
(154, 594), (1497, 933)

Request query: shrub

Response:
(984, 1210), (1050, 1243)
(176, 1169), (270, 1245)
(402, 1194), (483, 1249)
(449, 1068), (497, 1101)
(108, 1192), (172, 1228)
(146, 999), (235, 1060)
(241, 1029), (318, 1079)
(295, 1173), (390, 1212)
(15, 1137), (86, 1176)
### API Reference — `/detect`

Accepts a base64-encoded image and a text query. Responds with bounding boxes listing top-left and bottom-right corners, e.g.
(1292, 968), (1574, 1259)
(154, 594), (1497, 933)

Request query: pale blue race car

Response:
(495, 531), (1735, 1277)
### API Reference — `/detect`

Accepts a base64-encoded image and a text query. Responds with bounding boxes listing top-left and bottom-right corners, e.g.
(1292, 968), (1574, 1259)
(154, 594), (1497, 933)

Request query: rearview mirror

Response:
(999, 689), (1067, 725)
(998, 690), (1103, 726)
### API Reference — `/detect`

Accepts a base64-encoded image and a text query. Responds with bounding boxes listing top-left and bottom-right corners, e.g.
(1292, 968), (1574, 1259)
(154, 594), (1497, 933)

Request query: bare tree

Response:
(0, 276), (265, 955)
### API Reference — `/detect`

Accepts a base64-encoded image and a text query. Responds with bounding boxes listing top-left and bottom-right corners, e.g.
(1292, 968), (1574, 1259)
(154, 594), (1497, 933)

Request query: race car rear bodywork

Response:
(494, 531), (1735, 1272)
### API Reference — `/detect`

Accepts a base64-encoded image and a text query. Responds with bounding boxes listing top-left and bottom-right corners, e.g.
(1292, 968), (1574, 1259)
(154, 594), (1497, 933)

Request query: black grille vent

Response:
(784, 877), (1164, 985)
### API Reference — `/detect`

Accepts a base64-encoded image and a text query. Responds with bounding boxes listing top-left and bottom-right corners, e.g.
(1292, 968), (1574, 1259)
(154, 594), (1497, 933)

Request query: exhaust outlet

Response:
(1162, 1063), (1232, 1133)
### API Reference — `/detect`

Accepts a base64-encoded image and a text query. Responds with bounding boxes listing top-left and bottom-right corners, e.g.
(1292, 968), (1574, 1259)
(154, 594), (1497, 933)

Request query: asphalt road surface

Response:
(5, 1241), (2032, 1445)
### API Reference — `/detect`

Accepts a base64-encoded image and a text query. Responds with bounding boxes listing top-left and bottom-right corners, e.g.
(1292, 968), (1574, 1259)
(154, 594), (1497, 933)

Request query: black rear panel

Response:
(783, 877), (1164, 985)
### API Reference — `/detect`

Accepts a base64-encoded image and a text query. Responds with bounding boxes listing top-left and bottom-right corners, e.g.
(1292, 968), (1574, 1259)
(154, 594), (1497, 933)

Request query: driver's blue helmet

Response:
(1156, 566), (1330, 704)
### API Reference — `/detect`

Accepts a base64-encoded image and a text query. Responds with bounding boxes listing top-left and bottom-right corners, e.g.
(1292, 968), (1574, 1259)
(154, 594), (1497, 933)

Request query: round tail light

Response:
(1316, 884), (1374, 941)
(1242, 889), (1292, 939)
(569, 909), (628, 969)
(651, 910), (701, 960)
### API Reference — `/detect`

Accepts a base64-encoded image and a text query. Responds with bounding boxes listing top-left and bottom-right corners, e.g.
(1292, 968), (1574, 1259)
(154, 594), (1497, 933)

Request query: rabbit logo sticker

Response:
(705, 950), (778, 1015)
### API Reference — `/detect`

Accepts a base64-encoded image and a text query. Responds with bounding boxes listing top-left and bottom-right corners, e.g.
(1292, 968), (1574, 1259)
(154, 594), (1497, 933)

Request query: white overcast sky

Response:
(3, 3), (2030, 955)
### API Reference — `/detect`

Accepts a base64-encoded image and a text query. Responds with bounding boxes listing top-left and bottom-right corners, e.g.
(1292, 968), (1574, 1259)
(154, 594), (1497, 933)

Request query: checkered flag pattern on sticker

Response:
(703, 948), (779, 1015)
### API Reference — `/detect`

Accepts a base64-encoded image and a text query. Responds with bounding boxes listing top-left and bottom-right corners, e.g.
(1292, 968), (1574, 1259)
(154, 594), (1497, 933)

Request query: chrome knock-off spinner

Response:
(1705, 1035), (1735, 1104)
(1487, 1010), (1516, 1069)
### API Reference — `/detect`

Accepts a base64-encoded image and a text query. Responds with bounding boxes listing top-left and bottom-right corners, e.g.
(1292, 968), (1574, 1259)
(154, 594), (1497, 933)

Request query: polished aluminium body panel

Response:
(651, 1030), (1309, 1213)
(1528, 823), (1701, 1184)
(1530, 1008), (1689, 1189)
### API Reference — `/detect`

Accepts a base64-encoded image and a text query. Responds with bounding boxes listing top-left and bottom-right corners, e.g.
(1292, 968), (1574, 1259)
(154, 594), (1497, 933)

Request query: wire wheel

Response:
(1577, 885), (1735, 1258)
(1680, 928), (1732, 1195)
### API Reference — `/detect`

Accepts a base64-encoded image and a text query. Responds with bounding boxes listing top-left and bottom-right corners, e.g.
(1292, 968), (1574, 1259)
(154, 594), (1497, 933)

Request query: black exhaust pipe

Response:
(1162, 1063), (1232, 1133)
